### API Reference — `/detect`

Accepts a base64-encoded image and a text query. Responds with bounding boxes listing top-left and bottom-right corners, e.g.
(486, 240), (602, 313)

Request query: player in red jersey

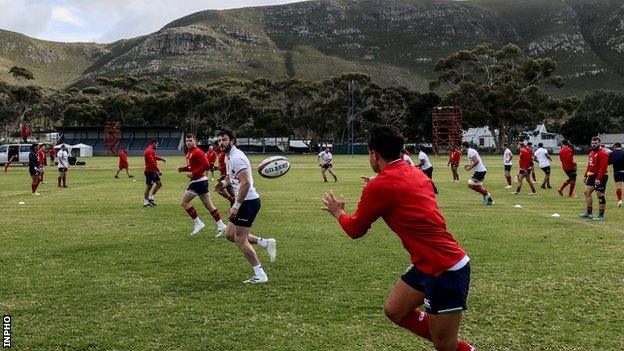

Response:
(323, 126), (474, 351)
(558, 139), (577, 197)
(512, 142), (537, 195)
(178, 134), (227, 236)
(49, 145), (56, 165)
(579, 137), (609, 221)
(215, 148), (235, 208)
(526, 142), (537, 182)
(37, 144), (46, 184)
(447, 146), (461, 182)
(206, 143), (218, 181)
(143, 139), (166, 207)
(114, 146), (134, 179)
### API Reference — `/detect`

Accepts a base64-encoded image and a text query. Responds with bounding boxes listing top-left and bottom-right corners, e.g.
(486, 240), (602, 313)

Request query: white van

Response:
(0, 144), (34, 165)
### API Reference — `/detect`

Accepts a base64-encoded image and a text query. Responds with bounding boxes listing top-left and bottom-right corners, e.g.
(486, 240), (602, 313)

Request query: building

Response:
(597, 133), (624, 148)
(525, 124), (563, 153)
(462, 127), (497, 148)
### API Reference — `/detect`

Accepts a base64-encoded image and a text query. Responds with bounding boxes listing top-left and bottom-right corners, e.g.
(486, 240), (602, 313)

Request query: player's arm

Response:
(317, 154), (322, 166)
(324, 183), (385, 239)
(465, 156), (477, 171)
(596, 153), (609, 182)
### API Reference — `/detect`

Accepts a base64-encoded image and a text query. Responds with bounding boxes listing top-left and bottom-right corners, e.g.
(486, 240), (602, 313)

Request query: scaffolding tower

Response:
(432, 106), (463, 155)
(104, 122), (122, 155)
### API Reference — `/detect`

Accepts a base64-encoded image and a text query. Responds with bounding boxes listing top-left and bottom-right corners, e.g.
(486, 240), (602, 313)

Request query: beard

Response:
(221, 143), (232, 153)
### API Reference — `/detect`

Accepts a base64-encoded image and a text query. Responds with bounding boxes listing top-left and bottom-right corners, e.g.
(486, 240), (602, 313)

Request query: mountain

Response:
(1, 0), (624, 96)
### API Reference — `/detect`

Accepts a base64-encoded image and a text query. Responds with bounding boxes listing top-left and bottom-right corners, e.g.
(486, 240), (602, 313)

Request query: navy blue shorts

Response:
(423, 167), (433, 179)
(586, 174), (608, 193)
(230, 198), (261, 227)
(614, 172), (624, 183)
(322, 163), (333, 170)
(144, 171), (161, 186)
(401, 262), (471, 314)
(504, 165), (512, 172)
(471, 171), (486, 182)
(565, 169), (577, 180)
(58, 167), (67, 173)
(541, 166), (551, 174)
(187, 180), (209, 196)
(29, 168), (38, 177)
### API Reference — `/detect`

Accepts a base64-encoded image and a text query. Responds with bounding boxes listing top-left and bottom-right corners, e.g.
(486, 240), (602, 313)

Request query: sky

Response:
(0, 0), (307, 43)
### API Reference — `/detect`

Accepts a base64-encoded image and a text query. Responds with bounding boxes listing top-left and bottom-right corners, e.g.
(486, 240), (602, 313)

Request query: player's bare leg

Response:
(596, 190), (606, 220)
(615, 182), (622, 207)
(328, 167), (338, 182)
(152, 180), (163, 196)
(321, 167), (328, 182)
(114, 168), (122, 178)
(224, 222), (276, 261)
(31, 175), (41, 195)
(580, 185), (595, 218)
(229, 224), (268, 283)
(144, 185), (155, 207)
(197, 193), (226, 236)
(61, 171), (67, 187)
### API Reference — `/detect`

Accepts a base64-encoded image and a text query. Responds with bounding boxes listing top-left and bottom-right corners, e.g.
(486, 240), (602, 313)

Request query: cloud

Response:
(0, 0), (308, 43)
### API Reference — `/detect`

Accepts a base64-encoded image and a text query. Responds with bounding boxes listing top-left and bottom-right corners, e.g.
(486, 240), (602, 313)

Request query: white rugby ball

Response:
(258, 156), (291, 179)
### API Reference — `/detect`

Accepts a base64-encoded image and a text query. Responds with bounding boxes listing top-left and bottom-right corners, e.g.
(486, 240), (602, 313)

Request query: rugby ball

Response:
(258, 156), (291, 179)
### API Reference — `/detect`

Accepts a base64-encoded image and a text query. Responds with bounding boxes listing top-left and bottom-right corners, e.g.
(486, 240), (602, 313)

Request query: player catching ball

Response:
(323, 126), (475, 351)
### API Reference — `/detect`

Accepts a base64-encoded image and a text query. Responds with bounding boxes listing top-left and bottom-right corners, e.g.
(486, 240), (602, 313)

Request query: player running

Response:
(178, 134), (227, 236)
(28, 144), (41, 195)
(512, 142), (537, 195)
(608, 142), (623, 207)
(206, 143), (218, 181)
(503, 143), (513, 188)
(318, 147), (338, 182)
(215, 130), (277, 284)
(143, 139), (166, 207)
(579, 137), (609, 221)
(558, 139), (577, 197)
(114, 146), (134, 178)
(323, 126), (475, 351)
(447, 146), (461, 182)
(462, 141), (494, 205)
(416, 146), (438, 194)
(57, 144), (69, 188)
(534, 143), (552, 189)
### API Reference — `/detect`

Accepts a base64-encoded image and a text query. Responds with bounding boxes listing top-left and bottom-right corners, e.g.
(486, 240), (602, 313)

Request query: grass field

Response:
(1, 154), (623, 351)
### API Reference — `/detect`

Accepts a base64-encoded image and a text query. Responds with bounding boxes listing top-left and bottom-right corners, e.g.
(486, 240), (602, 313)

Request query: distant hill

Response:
(1, 0), (623, 95)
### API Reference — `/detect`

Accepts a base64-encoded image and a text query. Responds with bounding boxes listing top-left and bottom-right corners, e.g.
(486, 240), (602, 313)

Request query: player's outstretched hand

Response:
(360, 176), (373, 183)
(161, 159), (166, 163)
(177, 166), (186, 172)
(464, 165), (469, 171)
(322, 190), (346, 219)
(214, 181), (224, 192)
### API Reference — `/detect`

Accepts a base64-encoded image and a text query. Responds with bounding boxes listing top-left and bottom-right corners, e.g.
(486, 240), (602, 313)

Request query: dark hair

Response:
(592, 137), (601, 143)
(414, 146), (421, 153)
(562, 139), (570, 146)
(527, 142), (533, 146)
(503, 143), (508, 147)
(614, 142), (622, 148)
(30, 144), (38, 152)
(185, 133), (196, 140)
(538, 143), (543, 148)
(150, 138), (158, 144)
(217, 129), (236, 141)
(367, 126), (404, 161)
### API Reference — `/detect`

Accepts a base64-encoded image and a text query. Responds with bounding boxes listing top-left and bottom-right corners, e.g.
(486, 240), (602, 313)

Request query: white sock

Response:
(216, 219), (225, 228)
(144, 199), (149, 205)
(148, 195), (154, 200)
(256, 238), (269, 248)
(253, 265), (266, 277)
(194, 217), (202, 226)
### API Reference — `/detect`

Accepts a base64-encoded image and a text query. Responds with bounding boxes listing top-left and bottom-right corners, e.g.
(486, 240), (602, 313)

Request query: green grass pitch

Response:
(1, 154), (623, 350)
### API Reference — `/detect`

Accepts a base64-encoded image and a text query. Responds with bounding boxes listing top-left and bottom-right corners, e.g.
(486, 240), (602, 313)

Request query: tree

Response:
(429, 43), (564, 149)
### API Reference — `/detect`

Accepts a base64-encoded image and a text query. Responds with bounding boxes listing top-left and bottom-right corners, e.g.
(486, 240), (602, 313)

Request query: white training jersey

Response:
(467, 148), (487, 172)
(318, 151), (332, 165)
(226, 146), (260, 201)
(57, 150), (69, 168)
(418, 151), (432, 170)
(503, 148), (513, 165)
(534, 148), (550, 168)
(402, 153), (415, 166)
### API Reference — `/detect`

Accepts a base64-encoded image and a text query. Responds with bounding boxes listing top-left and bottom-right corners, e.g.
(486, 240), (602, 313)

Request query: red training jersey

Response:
(38, 149), (45, 166)
(119, 150), (129, 169)
(144, 147), (162, 172)
(585, 148), (609, 180)
(449, 150), (461, 164)
(338, 160), (466, 276)
(50, 147), (56, 157)
(519, 148), (532, 170)
(218, 152), (227, 176)
(180, 146), (209, 181)
(206, 149), (217, 167)
(559, 145), (576, 171)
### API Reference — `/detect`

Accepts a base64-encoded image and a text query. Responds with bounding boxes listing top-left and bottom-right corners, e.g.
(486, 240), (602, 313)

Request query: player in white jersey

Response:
(57, 144), (70, 188)
(318, 147), (338, 182)
(503, 143), (513, 188)
(462, 142), (494, 205)
(401, 148), (415, 166)
(533, 143), (552, 189)
(215, 130), (277, 284)
(415, 146), (438, 194)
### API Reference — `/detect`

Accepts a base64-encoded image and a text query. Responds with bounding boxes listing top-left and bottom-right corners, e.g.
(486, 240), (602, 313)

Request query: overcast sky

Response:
(0, 0), (307, 43)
